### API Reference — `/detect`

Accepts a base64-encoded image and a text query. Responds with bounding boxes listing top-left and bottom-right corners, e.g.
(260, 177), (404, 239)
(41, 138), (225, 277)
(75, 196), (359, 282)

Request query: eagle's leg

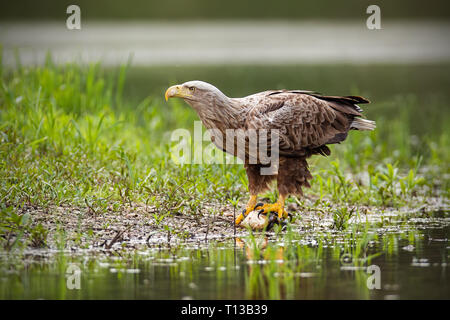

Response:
(255, 194), (288, 221)
(235, 164), (277, 226)
(235, 195), (263, 225)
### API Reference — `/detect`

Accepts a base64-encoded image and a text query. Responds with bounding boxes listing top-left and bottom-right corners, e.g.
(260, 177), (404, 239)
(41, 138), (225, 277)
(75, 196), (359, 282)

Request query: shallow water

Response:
(2, 21), (449, 66)
(1, 212), (448, 300)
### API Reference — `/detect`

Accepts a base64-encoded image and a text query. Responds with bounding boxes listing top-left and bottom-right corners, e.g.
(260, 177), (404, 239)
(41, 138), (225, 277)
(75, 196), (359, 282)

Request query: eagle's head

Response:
(165, 80), (244, 130)
(165, 80), (230, 108)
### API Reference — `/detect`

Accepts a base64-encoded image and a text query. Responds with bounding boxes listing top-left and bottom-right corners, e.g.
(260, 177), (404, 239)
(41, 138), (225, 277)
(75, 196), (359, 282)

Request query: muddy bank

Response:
(10, 194), (449, 252)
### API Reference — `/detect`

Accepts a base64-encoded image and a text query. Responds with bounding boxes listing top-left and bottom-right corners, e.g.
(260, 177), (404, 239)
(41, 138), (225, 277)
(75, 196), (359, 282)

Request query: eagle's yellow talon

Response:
(255, 195), (288, 223)
(257, 203), (287, 219)
(278, 210), (284, 220)
(235, 195), (259, 226)
(235, 207), (252, 225)
(278, 207), (289, 220)
(235, 213), (244, 226)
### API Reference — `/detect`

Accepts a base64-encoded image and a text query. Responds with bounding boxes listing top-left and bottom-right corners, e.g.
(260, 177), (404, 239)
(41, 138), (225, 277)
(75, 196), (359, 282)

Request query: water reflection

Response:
(0, 220), (448, 299)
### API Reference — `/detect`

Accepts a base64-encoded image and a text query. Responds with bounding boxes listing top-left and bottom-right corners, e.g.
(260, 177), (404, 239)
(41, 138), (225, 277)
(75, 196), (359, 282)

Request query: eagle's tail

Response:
(351, 118), (376, 131)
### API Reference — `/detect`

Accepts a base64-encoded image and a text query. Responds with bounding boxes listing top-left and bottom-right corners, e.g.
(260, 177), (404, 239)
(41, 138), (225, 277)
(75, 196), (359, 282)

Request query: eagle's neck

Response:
(188, 95), (245, 132)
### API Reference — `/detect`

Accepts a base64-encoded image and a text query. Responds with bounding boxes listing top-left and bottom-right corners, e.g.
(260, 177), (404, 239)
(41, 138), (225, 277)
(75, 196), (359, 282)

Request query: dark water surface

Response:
(1, 213), (448, 300)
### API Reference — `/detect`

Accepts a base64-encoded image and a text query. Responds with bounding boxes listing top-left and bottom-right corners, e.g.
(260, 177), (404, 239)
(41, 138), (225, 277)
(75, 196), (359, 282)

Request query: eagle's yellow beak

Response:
(165, 85), (193, 101)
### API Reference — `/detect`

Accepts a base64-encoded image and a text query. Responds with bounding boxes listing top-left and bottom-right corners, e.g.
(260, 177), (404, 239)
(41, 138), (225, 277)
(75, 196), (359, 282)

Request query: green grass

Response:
(0, 60), (449, 250)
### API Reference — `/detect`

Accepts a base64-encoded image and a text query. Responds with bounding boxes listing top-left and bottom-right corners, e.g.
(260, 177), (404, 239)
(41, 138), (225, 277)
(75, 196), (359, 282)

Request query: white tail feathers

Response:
(351, 118), (376, 131)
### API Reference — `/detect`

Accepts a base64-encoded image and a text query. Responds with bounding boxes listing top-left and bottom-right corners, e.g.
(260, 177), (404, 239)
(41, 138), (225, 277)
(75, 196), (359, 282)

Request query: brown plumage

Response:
(165, 81), (375, 228)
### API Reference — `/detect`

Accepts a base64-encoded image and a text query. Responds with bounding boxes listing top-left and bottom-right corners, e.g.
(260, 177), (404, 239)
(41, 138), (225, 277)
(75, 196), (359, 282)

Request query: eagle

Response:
(165, 81), (375, 227)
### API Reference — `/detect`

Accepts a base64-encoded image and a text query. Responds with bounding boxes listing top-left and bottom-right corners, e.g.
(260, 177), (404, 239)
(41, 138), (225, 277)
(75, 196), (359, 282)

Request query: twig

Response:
(104, 225), (132, 249)
(233, 206), (236, 240)
(84, 198), (97, 217)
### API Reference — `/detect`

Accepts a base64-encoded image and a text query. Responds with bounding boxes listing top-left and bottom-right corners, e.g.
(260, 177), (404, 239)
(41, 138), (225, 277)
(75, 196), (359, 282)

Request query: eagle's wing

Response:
(243, 91), (365, 154)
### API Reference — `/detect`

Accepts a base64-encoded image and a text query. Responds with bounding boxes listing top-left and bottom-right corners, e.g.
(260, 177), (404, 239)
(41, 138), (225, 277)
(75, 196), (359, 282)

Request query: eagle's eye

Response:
(188, 87), (195, 93)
